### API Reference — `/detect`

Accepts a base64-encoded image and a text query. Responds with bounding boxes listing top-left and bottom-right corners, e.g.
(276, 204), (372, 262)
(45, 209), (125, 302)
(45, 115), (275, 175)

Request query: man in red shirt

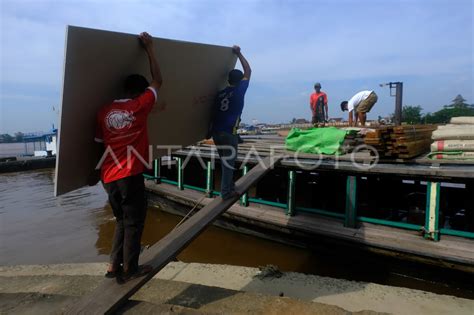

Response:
(309, 82), (328, 127)
(94, 32), (162, 281)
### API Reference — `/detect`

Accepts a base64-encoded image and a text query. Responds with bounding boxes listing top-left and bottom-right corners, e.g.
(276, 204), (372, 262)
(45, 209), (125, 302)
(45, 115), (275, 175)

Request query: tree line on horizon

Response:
(401, 94), (474, 125)
(0, 132), (24, 144)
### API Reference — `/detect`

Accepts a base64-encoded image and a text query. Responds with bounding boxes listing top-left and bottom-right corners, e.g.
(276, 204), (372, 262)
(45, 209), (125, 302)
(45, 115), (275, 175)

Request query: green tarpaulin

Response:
(285, 127), (348, 155)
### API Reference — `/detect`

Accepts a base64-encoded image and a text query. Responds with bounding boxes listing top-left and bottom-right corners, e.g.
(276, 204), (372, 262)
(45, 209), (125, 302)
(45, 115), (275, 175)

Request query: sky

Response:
(0, 0), (473, 133)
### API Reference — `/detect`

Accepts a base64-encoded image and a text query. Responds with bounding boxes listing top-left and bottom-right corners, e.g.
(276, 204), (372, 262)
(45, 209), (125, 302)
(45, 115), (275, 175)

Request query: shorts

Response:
(356, 92), (378, 113)
(312, 105), (326, 124)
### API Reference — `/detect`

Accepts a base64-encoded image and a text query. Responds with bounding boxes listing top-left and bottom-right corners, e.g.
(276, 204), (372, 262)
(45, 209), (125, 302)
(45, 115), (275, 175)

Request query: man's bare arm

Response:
(233, 45), (251, 80)
(348, 111), (353, 126)
(139, 32), (163, 91)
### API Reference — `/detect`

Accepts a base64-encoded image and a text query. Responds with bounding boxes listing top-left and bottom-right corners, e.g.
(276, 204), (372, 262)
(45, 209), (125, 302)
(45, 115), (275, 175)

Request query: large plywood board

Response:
(55, 26), (237, 196)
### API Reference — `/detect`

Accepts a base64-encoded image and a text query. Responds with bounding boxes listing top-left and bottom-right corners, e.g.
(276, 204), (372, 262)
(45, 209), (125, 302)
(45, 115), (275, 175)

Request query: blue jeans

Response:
(212, 131), (238, 199)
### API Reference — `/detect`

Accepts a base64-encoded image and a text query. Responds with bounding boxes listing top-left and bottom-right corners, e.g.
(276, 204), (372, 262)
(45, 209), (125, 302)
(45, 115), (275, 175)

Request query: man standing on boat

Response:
(310, 82), (328, 127)
(210, 45), (251, 200)
(340, 90), (378, 126)
(94, 32), (163, 281)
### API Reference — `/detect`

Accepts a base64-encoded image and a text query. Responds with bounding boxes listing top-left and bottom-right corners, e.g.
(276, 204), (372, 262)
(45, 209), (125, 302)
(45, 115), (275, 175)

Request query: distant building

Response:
(22, 128), (57, 157)
(294, 118), (309, 124)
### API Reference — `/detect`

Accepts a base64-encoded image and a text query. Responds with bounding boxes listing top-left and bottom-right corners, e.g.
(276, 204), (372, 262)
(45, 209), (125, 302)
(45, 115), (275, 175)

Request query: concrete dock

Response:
(1, 262), (473, 314)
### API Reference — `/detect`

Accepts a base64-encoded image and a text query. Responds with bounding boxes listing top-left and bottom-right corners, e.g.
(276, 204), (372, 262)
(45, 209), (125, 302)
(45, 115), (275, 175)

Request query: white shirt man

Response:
(341, 90), (378, 126)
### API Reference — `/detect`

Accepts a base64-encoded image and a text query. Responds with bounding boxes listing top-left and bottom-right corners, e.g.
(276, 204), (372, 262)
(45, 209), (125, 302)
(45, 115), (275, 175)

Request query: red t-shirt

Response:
(310, 91), (328, 113)
(95, 87), (157, 184)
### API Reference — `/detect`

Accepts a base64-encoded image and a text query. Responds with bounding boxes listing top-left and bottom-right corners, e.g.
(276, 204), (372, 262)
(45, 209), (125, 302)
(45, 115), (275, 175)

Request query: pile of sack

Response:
(429, 117), (474, 160)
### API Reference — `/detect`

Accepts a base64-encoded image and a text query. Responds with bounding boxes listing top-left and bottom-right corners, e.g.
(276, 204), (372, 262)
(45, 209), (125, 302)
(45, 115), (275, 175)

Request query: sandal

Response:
(118, 264), (153, 283)
(105, 265), (122, 278)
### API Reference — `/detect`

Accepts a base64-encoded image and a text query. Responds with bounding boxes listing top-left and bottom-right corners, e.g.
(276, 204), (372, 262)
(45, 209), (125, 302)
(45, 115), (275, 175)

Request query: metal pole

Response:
(424, 181), (440, 241)
(205, 160), (214, 198)
(344, 176), (357, 228)
(286, 170), (296, 216)
(177, 157), (184, 190)
(154, 158), (161, 184)
(240, 165), (249, 206)
(394, 82), (403, 126)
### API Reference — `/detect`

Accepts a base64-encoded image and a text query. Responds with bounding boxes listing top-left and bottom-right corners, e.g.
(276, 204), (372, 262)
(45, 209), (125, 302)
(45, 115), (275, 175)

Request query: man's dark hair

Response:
(124, 74), (149, 97)
(340, 101), (348, 111)
(228, 69), (244, 85)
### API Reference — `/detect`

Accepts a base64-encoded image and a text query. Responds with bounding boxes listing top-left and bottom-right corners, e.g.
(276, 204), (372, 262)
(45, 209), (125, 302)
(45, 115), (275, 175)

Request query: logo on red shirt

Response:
(105, 109), (136, 133)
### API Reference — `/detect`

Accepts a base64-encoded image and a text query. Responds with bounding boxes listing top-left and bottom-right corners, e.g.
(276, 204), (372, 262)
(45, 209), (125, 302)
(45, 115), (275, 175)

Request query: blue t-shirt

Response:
(212, 79), (249, 134)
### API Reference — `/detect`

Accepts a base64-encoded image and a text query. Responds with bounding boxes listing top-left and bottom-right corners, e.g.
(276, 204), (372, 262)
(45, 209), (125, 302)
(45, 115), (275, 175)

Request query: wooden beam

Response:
(64, 155), (283, 315)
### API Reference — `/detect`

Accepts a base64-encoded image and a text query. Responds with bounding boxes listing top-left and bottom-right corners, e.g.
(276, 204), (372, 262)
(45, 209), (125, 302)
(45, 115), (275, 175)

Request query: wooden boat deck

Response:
(173, 137), (474, 180)
(146, 181), (474, 271)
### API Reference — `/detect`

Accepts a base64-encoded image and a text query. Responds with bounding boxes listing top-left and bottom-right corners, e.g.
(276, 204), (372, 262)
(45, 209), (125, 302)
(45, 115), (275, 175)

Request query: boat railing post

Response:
(286, 170), (296, 216)
(344, 175), (357, 228)
(153, 158), (161, 184)
(177, 157), (184, 190)
(241, 165), (249, 206)
(205, 160), (214, 198)
(424, 181), (440, 241)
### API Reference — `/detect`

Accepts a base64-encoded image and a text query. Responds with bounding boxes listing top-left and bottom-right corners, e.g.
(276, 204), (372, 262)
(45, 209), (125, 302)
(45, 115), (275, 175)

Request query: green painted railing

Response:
(145, 158), (474, 240)
(241, 166), (249, 207)
(357, 216), (421, 231)
(286, 170), (296, 216)
(296, 206), (345, 219)
(249, 198), (286, 209)
(440, 228), (474, 239)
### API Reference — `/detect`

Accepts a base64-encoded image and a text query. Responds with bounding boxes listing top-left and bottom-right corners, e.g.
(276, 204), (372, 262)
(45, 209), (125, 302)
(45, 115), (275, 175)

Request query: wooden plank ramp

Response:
(64, 155), (283, 315)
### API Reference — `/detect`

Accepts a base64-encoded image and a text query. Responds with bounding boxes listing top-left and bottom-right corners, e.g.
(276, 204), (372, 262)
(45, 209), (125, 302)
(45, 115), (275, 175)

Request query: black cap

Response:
(314, 82), (321, 88)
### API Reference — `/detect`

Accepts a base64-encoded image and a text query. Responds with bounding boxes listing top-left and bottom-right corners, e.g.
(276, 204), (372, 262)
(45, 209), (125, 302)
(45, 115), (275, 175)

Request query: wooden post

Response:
(240, 165), (249, 206)
(424, 181), (440, 241)
(345, 176), (357, 228)
(205, 160), (214, 198)
(177, 157), (183, 190)
(394, 82), (403, 126)
(153, 158), (161, 184)
(286, 170), (296, 216)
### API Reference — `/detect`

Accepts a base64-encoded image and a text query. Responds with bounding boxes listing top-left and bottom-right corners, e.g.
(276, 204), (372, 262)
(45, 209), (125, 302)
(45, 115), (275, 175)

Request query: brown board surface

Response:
(54, 26), (237, 196)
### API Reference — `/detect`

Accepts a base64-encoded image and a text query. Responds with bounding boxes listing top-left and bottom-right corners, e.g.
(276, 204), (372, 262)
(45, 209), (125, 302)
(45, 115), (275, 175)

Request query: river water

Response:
(0, 143), (38, 157)
(0, 168), (472, 298)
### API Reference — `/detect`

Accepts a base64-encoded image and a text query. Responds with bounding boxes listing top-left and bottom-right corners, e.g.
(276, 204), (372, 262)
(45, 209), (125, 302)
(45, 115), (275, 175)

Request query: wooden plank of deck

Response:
(175, 147), (474, 179)
(64, 155), (283, 315)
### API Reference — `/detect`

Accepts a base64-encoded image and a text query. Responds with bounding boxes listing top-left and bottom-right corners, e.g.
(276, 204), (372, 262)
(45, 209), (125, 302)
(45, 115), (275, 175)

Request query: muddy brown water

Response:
(1, 169), (473, 298)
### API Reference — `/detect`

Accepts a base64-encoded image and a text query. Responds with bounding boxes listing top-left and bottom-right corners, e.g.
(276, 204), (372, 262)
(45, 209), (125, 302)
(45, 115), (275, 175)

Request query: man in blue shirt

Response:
(211, 45), (251, 200)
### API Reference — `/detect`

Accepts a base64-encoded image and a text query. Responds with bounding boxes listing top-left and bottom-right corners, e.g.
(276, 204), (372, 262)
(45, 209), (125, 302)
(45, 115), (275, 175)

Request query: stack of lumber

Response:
(364, 125), (436, 159)
(340, 128), (368, 153)
(429, 117), (474, 160)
